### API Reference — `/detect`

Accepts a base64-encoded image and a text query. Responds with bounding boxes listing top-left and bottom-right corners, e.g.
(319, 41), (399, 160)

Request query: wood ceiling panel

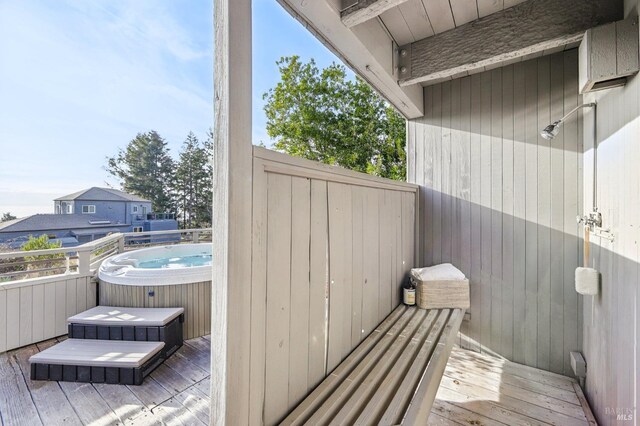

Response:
(380, 8), (415, 45)
(420, 0), (456, 34)
(397, 0), (435, 41)
(449, 0), (479, 26)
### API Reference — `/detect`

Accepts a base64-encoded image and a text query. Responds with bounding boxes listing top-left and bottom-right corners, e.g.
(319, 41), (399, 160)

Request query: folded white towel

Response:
(411, 263), (466, 282)
(575, 267), (599, 295)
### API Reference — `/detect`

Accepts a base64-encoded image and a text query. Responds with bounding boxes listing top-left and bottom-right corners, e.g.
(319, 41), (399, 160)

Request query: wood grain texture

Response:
(250, 149), (418, 424)
(211, 0), (253, 424)
(98, 281), (211, 340)
(580, 6), (640, 424)
(399, 0), (622, 86)
(408, 51), (583, 376)
(340, 0), (411, 28)
(1, 333), (595, 426)
(0, 276), (96, 353)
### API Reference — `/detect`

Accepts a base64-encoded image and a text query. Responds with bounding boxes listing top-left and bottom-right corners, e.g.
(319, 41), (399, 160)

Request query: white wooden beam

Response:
(341, 0), (411, 28)
(277, 0), (424, 119)
(398, 0), (622, 86)
(211, 0), (253, 424)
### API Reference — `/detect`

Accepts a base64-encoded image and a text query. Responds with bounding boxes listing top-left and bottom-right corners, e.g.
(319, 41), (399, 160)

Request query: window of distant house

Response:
(82, 205), (96, 214)
(132, 205), (139, 213)
(55, 205), (61, 214)
(133, 226), (143, 232)
(65, 204), (72, 214)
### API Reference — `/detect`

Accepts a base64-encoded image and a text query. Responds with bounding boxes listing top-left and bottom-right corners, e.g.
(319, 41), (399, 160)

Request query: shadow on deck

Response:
(0, 335), (595, 425)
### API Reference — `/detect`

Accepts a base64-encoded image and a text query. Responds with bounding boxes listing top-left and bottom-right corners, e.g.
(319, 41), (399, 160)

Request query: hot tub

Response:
(98, 243), (211, 339)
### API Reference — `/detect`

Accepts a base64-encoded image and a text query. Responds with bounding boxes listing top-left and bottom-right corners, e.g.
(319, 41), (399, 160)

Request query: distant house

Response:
(0, 187), (177, 248)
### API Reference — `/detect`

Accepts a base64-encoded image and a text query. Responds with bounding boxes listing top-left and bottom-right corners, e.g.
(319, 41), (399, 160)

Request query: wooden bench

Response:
(281, 305), (464, 425)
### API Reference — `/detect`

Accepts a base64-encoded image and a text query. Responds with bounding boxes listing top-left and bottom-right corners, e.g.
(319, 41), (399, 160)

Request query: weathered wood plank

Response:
(490, 67), (503, 355)
(289, 176), (311, 407)
(264, 173), (293, 425)
(468, 72), (482, 354)
(211, 0), (253, 424)
(362, 187), (380, 336)
(13, 344), (82, 425)
(524, 57), (539, 368)
(501, 64), (515, 360)
(479, 70), (492, 353)
(341, 0), (411, 28)
(0, 352), (43, 425)
(399, 0), (621, 85)
(308, 179), (329, 389)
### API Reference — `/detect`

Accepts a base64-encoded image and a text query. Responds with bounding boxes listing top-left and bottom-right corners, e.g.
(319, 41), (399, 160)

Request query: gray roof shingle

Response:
(54, 187), (150, 202)
(0, 214), (128, 233)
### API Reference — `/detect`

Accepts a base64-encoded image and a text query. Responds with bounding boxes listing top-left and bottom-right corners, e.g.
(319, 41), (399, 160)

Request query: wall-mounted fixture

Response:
(540, 103), (596, 140)
(579, 15), (639, 93)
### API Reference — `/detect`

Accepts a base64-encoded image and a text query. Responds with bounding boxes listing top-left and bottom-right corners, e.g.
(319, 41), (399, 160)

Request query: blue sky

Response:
(0, 0), (343, 217)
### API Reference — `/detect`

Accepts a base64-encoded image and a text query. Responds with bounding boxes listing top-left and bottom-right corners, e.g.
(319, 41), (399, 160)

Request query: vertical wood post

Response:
(212, 0), (253, 425)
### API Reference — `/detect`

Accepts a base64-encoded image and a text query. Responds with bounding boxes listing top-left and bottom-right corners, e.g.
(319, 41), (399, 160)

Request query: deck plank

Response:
(1, 333), (596, 426)
(12, 345), (82, 426)
(58, 382), (121, 426)
(0, 352), (43, 426)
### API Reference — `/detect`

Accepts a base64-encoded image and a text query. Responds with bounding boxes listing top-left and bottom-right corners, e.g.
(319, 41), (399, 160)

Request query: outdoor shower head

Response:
(540, 102), (596, 140)
(541, 121), (562, 140)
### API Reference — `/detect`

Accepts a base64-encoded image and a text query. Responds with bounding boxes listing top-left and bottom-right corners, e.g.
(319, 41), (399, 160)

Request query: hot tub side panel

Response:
(99, 281), (211, 339)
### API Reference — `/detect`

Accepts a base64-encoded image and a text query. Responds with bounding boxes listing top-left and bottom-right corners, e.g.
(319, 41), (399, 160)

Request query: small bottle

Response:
(403, 278), (416, 306)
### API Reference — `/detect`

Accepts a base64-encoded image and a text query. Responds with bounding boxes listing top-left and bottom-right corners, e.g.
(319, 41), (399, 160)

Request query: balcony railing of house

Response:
(0, 228), (210, 353)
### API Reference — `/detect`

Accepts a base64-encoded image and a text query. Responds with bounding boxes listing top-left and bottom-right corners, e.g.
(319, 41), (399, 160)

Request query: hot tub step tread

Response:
(29, 339), (165, 385)
(67, 307), (185, 359)
(67, 306), (185, 327)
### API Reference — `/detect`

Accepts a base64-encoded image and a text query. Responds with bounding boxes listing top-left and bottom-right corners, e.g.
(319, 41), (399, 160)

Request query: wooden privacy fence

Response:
(0, 229), (211, 353)
(250, 147), (419, 425)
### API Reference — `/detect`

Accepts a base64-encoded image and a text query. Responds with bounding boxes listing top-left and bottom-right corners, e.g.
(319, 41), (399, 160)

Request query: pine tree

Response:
(106, 131), (175, 213)
(173, 132), (212, 228)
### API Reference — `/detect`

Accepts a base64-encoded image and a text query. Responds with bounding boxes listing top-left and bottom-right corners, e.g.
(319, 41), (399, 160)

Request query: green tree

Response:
(263, 56), (407, 180)
(1, 212), (16, 222)
(106, 131), (175, 213)
(22, 234), (62, 251)
(173, 132), (212, 228)
(20, 235), (65, 278)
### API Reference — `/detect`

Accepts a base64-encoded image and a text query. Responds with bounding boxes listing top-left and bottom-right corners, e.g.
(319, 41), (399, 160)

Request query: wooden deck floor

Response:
(0, 336), (595, 425)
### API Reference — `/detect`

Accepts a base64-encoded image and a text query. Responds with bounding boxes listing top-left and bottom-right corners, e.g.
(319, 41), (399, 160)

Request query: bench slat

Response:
(328, 309), (430, 425)
(281, 306), (465, 426)
(402, 308), (465, 424)
(280, 305), (408, 425)
(304, 308), (418, 424)
(378, 309), (451, 425)
(353, 309), (439, 425)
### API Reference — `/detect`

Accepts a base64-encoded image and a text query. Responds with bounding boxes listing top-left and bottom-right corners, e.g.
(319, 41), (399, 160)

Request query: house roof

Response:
(54, 187), (150, 203)
(0, 214), (128, 233)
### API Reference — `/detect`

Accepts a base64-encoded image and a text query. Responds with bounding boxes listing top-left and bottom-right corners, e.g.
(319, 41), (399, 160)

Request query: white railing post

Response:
(193, 231), (200, 243)
(77, 249), (90, 276)
(117, 234), (125, 253)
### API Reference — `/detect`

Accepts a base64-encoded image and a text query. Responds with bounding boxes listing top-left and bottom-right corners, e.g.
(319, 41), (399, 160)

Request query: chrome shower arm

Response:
(558, 102), (597, 125)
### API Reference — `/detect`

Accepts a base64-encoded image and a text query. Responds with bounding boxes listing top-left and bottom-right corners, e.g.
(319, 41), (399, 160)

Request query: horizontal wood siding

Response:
(0, 276), (97, 353)
(99, 281), (211, 339)
(407, 50), (583, 376)
(251, 149), (417, 425)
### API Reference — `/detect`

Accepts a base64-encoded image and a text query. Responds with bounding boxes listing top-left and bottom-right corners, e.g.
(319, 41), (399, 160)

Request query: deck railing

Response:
(0, 228), (211, 353)
(0, 228), (212, 284)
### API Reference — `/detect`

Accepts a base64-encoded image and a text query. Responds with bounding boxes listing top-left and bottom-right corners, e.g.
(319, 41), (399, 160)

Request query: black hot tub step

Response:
(67, 306), (184, 358)
(29, 339), (164, 385)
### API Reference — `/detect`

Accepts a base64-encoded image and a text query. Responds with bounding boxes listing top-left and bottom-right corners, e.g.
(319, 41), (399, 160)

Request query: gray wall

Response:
(580, 1), (640, 422)
(407, 49), (583, 376)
